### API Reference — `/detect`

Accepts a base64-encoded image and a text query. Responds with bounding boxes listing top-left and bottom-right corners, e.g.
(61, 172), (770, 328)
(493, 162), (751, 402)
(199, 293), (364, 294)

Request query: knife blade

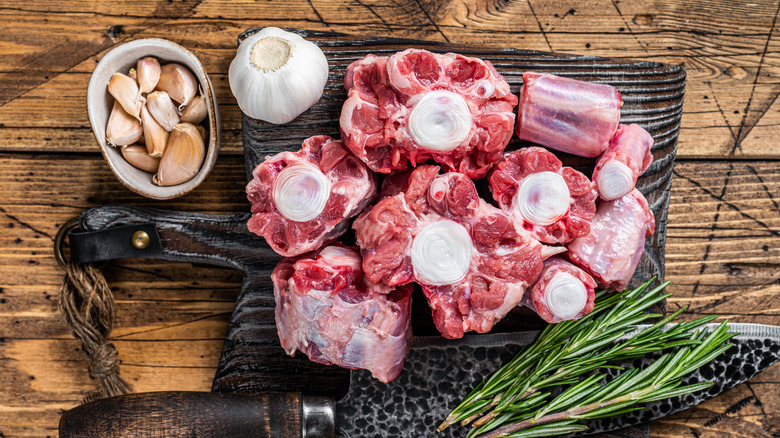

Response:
(335, 323), (780, 437)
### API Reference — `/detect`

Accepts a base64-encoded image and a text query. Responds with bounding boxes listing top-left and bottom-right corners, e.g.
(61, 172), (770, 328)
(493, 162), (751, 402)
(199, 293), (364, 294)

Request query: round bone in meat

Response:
(523, 257), (596, 323)
(272, 162), (331, 222)
(411, 220), (473, 285)
(490, 146), (598, 244)
(593, 123), (655, 201)
(354, 165), (547, 339)
(246, 135), (377, 257)
(408, 91), (472, 152)
(514, 171), (571, 226)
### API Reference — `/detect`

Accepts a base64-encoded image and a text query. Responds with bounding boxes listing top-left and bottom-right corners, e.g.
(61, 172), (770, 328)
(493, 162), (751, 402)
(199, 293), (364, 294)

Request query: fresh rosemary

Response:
(438, 279), (735, 438)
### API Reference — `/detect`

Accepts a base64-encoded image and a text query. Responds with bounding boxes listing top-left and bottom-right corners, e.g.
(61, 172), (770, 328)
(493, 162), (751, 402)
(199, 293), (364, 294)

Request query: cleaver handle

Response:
(59, 391), (336, 438)
(73, 204), (279, 272)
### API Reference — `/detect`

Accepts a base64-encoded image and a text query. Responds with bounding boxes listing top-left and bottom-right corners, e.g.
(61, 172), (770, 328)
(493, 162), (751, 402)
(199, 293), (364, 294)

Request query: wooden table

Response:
(1, 0), (778, 436)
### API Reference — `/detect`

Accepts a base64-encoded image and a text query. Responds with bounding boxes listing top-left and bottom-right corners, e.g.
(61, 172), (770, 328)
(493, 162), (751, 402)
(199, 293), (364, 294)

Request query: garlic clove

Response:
(108, 72), (143, 121)
(411, 220), (473, 285)
(271, 162), (331, 222)
(146, 91), (180, 131)
(179, 92), (207, 124)
(121, 144), (160, 173)
(513, 171), (571, 226)
(137, 57), (161, 95)
(106, 101), (143, 147)
(195, 124), (208, 143)
(156, 63), (198, 110)
(141, 102), (169, 158)
(228, 27), (329, 124)
(153, 123), (205, 186)
(408, 90), (472, 152)
(128, 68), (137, 81)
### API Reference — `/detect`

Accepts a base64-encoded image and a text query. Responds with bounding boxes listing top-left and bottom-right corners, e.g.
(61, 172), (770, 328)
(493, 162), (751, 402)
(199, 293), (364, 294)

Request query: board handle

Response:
(59, 391), (335, 438)
(70, 204), (278, 272)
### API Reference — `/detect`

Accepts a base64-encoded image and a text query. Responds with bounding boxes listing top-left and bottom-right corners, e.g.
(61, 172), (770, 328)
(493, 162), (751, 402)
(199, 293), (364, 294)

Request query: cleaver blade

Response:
(335, 323), (780, 437)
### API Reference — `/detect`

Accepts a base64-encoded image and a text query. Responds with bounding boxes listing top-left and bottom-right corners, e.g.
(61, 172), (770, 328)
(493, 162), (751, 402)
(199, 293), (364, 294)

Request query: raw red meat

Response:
(272, 245), (413, 383)
(516, 71), (623, 157)
(246, 135), (377, 257)
(340, 49), (518, 179)
(567, 189), (655, 291)
(522, 257), (596, 323)
(592, 123), (654, 201)
(489, 146), (598, 244)
(353, 165), (556, 339)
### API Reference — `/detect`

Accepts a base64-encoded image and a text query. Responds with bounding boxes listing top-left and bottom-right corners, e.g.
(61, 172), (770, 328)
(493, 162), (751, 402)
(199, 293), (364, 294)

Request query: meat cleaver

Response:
(58, 206), (780, 437)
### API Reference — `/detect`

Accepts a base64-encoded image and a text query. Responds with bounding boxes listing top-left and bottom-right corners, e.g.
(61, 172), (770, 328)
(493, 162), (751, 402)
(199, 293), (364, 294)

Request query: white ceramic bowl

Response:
(87, 38), (220, 199)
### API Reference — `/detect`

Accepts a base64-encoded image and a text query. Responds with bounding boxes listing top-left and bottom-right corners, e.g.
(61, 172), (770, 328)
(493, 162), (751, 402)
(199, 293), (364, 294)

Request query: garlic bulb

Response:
(411, 220), (473, 285)
(271, 162), (331, 222)
(408, 90), (471, 152)
(121, 144), (161, 173)
(229, 27), (329, 124)
(153, 123), (205, 186)
(106, 101), (143, 147)
(513, 171), (570, 226)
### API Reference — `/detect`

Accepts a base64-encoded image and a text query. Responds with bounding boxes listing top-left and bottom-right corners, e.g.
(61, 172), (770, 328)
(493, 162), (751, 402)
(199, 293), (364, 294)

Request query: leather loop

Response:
(68, 223), (163, 264)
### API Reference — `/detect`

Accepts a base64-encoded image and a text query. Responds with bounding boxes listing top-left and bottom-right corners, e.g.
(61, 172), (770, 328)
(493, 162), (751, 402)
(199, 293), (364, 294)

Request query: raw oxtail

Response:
(272, 245), (413, 383)
(489, 146), (598, 244)
(340, 49), (518, 178)
(522, 256), (596, 323)
(246, 135), (377, 257)
(516, 71), (623, 157)
(354, 165), (563, 339)
(593, 123), (654, 201)
(567, 188), (655, 291)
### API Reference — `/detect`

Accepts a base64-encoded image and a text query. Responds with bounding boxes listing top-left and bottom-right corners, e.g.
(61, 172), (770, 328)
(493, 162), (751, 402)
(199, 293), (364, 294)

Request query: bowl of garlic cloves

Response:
(87, 38), (220, 199)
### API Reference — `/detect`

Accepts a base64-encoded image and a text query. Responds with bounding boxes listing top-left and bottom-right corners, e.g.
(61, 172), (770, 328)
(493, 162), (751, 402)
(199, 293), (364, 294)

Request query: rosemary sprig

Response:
(437, 279), (735, 437)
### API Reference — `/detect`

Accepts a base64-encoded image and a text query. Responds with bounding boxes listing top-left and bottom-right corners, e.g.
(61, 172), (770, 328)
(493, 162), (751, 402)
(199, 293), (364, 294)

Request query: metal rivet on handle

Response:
(131, 230), (151, 249)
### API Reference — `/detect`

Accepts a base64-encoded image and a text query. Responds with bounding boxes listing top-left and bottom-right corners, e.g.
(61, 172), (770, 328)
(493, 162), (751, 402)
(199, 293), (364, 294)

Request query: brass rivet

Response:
(131, 230), (150, 249)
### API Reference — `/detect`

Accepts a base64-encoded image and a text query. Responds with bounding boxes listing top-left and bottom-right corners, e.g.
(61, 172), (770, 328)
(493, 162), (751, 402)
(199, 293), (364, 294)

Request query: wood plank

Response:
(0, 154), (778, 436)
(1, 0), (780, 158)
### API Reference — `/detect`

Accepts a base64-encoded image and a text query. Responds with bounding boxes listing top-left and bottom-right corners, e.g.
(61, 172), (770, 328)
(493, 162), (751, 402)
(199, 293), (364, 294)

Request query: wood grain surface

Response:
(0, 1), (779, 437)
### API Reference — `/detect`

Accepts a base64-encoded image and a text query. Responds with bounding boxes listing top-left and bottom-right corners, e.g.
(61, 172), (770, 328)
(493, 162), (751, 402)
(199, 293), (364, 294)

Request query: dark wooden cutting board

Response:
(71, 29), (684, 437)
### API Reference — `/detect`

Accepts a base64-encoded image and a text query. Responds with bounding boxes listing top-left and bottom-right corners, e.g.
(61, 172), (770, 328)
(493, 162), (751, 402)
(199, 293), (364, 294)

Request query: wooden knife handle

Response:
(59, 391), (335, 438)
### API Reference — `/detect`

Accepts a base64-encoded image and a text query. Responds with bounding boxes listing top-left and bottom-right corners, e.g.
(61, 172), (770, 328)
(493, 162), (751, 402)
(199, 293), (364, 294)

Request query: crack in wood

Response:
(525, 0), (552, 51)
(611, 0), (650, 55)
(746, 164), (780, 212)
(690, 165), (731, 298)
(730, 1), (780, 155)
(112, 311), (232, 339)
(412, 0), (450, 42)
(0, 206), (53, 240)
(672, 170), (780, 238)
(352, 0), (393, 33)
